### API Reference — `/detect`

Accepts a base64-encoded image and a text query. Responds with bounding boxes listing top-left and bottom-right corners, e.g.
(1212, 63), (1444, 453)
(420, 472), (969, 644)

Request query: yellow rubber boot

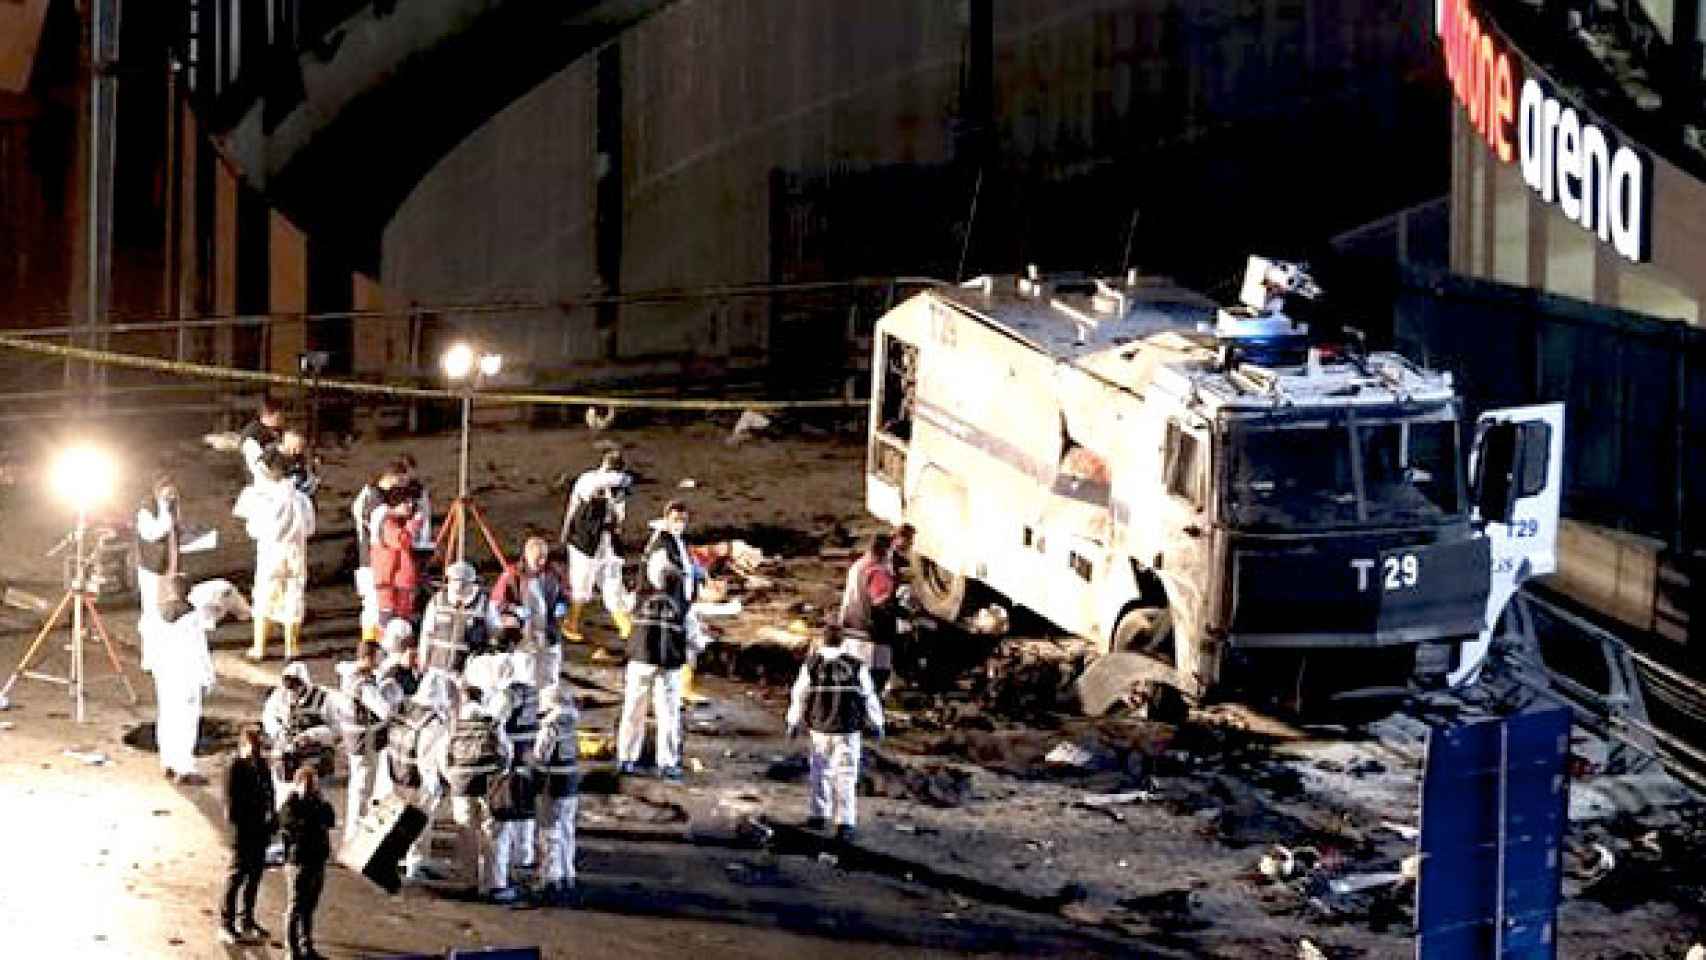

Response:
(611, 607), (633, 640)
(680, 664), (708, 705)
(248, 619), (268, 661)
(284, 622), (302, 659)
(561, 603), (585, 642)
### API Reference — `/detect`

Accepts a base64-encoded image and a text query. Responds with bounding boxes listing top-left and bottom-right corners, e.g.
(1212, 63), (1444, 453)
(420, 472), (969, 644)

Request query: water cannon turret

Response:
(1236, 256), (1321, 314)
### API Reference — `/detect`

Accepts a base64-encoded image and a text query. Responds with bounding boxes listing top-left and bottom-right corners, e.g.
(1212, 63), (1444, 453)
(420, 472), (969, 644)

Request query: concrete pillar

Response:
(214, 157), (238, 365)
(268, 210), (307, 374)
(352, 272), (399, 377)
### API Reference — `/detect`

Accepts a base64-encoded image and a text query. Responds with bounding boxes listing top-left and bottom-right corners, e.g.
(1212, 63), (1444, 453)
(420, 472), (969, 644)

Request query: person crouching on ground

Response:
(786, 624), (885, 843)
(278, 766), (335, 960)
(616, 564), (711, 781)
(221, 726), (277, 946)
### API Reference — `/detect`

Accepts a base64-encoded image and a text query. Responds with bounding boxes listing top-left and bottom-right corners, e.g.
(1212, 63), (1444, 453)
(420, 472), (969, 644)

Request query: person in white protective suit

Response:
(234, 459), (316, 662)
(418, 561), (499, 679)
(558, 449), (634, 641)
(441, 686), (512, 899)
(334, 642), (395, 844)
(785, 624), (885, 843)
(262, 661), (338, 804)
(382, 670), (457, 882)
(490, 637), (540, 873)
(143, 578), (250, 784)
(616, 564), (712, 780)
(530, 682), (581, 907)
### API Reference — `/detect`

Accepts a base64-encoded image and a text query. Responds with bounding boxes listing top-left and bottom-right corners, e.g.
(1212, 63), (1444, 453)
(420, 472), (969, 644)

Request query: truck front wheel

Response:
(912, 555), (970, 621)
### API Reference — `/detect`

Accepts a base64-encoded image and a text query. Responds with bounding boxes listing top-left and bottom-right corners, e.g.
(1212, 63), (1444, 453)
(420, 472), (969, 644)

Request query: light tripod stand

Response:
(1, 506), (138, 723)
(429, 343), (515, 577)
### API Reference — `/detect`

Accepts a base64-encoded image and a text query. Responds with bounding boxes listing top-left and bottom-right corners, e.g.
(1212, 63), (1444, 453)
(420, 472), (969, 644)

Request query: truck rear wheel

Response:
(1112, 607), (1173, 655)
(912, 555), (970, 621)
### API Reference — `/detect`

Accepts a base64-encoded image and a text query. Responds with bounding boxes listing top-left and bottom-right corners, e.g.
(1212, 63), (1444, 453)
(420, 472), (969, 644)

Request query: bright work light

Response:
(442, 342), (476, 381)
(52, 446), (113, 507)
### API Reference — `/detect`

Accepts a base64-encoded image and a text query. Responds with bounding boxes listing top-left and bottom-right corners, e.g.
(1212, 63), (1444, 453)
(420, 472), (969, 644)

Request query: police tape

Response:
(0, 333), (866, 412)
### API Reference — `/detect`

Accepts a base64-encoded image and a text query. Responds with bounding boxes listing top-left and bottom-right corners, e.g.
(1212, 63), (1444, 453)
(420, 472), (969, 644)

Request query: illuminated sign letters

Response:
(1436, 0), (1652, 263)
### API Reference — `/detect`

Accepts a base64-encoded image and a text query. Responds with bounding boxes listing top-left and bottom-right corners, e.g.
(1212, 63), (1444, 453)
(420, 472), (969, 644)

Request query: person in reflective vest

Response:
(642, 500), (713, 700)
(786, 625), (885, 843)
(381, 671), (456, 882)
(559, 449), (634, 641)
(135, 472), (191, 627)
(531, 682), (581, 906)
(617, 564), (711, 781)
(261, 661), (337, 804)
(442, 686), (511, 895)
(418, 561), (497, 677)
(838, 532), (901, 695)
(492, 535), (571, 687)
(377, 618), (420, 703)
(492, 638), (541, 874)
(334, 642), (395, 845)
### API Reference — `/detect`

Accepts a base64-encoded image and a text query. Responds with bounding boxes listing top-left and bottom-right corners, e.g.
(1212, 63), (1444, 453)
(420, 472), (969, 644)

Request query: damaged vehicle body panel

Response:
(865, 260), (1564, 702)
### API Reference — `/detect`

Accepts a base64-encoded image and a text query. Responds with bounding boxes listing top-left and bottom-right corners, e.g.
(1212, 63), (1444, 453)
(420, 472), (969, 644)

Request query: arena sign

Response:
(1435, 0), (1652, 263)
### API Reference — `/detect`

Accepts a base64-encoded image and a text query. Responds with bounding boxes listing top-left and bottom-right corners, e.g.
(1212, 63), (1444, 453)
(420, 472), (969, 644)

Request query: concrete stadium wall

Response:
(380, 0), (1448, 384)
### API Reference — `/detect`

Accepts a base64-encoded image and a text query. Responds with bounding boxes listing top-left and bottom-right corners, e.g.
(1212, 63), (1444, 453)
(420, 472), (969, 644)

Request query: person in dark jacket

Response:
(785, 625), (885, 843)
(221, 726), (277, 945)
(615, 565), (711, 781)
(278, 766), (336, 960)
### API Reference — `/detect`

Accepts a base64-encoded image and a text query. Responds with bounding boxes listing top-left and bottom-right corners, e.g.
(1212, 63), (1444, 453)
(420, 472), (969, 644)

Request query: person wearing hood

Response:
(531, 682), (581, 906)
(559, 449), (634, 642)
(147, 579), (249, 784)
(786, 625), (885, 843)
(616, 563), (712, 781)
(442, 685), (512, 898)
(262, 661), (337, 801)
(642, 500), (713, 701)
(235, 456), (315, 661)
(418, 560), (498, 678)
(492, 534), (571, 687)
(334, 642), (395, 845)
(490, 635), (541, 874)
(377, 618), (421, 702)
(371, 476), (426, 627)
(382, 670), (457, 882)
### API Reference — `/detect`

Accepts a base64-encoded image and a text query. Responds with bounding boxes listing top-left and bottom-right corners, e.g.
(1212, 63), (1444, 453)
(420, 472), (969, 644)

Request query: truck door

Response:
(1157, 417), (1216, 693)
(867, 334), (917, 524)
(1453, 403), (1565, 685)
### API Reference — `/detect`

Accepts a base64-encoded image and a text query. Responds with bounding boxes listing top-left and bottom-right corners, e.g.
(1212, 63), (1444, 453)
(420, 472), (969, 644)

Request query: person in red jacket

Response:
(371, 479), (426, 627)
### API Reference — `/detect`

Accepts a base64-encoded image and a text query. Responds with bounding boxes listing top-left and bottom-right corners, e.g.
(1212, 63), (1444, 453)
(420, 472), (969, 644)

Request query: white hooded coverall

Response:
(142, 580), (245, 776)
(236, 476), (316, 626)
(532, 687), (580, 890)
(335, 662), (396, 844)
(562, 467), (630, 612)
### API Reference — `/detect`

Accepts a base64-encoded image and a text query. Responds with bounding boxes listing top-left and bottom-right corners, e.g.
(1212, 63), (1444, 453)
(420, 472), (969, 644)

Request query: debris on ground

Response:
(969, 605), (1010, 636)
(63, 749), (110, 766)
(585, 406), (616, 430)
(1298, 937), (1329, 960)
(1257, 845), (1320, 882)
(1043, 741), (1104, 769)
(678, 477), (698, 489)
(1074, 652), (1182, 718)
(727, 410), (772, 445)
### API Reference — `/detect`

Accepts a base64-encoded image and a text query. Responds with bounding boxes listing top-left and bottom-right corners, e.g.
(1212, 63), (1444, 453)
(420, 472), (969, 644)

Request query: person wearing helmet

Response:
(530, 682), (581, 906)
(559, 449), (634, 642)
(417, 561), (498, 678)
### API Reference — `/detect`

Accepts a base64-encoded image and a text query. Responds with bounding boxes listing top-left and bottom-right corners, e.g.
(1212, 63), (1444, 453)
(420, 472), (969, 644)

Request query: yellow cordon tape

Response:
(0, 333), (865, 412)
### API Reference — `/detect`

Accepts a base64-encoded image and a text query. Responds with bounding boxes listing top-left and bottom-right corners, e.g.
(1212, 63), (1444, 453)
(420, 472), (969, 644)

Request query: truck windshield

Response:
(1226, 414), (1462, 531)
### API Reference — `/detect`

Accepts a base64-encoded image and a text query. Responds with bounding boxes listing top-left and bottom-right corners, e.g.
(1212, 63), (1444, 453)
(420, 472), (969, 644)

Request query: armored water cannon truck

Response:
(865, 257), (1563, 700)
